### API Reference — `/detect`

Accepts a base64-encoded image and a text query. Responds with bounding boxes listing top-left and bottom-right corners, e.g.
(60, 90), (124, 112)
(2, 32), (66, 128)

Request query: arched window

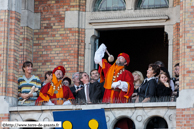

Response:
(146, 116), (168, 129)
(94, 0), (126, 11)
(137, 0), (169, 9)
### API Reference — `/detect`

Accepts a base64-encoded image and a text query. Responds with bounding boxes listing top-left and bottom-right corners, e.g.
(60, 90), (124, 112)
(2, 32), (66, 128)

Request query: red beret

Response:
(53, 66), (65, 75)
(117, 53), (130, 66)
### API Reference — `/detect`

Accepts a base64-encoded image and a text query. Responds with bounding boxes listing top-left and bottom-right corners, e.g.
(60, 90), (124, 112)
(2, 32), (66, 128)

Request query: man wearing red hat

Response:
(94, 44), (134, 103)
(36, 66), (74, 105)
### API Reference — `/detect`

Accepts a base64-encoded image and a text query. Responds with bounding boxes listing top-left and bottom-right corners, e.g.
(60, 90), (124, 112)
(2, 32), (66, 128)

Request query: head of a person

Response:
(44, 71), (53, 82)
(22, 61), (33, 74)
(159, 71), (170, 84)
(147, 64), (160, 78)
(72, 72), (80, 85)
(62, 77), (71, 87)
(132, 71), (144, 84)
(116, 53), (130, 66)
(174, 63), (179, 77)
(79, 72), (89, 85)
(154, 61), (165, 68)
(53, 66), (65, 80)
(90, 69), (100, 81)
(160, 67), (171, 79)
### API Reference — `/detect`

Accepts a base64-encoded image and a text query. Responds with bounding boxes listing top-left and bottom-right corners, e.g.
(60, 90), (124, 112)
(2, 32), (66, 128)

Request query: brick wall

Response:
(19, 26), (34, 76)
(0, 10), (21, 98)
(179, 0), (194, 91)
(33, 0), (86, 81)
(0, 113), (9, 128)
(177, 0), (194, 128)
(0, 10), (9, 96)
(174, 0), (180, 7)
(176, 108), (194, 128)
(173, 23), (180, 74)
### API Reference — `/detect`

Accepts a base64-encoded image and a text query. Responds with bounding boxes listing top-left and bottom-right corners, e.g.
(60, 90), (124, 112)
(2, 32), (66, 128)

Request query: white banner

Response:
(1, 121), (61, 128)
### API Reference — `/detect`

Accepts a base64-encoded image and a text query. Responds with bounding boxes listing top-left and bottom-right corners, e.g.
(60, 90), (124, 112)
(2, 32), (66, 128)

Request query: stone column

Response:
(165, 25), (173, 76)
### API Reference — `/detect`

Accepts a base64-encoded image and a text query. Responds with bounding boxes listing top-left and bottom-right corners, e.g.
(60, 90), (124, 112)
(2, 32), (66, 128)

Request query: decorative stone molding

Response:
(89, 10), (169, 26)
(90, 11), (168, 20)
(89, 15), (169, 26)
(10, 102), (176, 129)
(136, 115), (142, 122)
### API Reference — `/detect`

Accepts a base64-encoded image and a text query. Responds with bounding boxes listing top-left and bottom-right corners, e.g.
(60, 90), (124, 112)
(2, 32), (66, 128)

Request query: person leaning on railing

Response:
(62, 77), (71, 87)
(135, 64), (160, 103)
(156, 72), (172, 101)
(18, 61), (41, 106)
(132, 71), (144, 101)
(94, 44), (134, 103)
(35, 66), (75, 105)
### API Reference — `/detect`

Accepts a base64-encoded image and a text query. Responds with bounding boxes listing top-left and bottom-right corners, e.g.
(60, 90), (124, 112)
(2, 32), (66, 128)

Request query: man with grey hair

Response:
(70, 72), (82, 99)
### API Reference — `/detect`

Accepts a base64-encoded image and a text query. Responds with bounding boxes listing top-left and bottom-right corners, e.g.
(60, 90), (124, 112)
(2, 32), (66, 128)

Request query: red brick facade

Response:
(0, 114), (9, 128)
(176, 0), (194, 128)
(173, 23), (180, 72)
(176, 108), (194, 128)
(19, 26), (34, 75)
(174, 0), (180, 7)
(0, 10), (21, 98)
(33, 0), (86, 81)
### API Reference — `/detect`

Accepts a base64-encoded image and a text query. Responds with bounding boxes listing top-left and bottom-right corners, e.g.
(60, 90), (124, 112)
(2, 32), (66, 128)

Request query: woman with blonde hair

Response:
(132, 71), (144, 100)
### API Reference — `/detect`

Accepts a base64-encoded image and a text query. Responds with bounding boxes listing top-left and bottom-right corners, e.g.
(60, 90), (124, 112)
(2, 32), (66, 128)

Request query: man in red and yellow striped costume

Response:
(36, 66), (74, 105)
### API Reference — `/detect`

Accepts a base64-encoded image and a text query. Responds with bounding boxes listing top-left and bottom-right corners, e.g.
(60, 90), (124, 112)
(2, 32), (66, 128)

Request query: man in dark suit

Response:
(77, 72), (102, 104)
(90, 69), (105, 101)
(70, 72), (82, 99)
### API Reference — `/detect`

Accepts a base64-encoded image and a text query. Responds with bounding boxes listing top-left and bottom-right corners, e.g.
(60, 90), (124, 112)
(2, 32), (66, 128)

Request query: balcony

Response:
(9, 102), (176, 129)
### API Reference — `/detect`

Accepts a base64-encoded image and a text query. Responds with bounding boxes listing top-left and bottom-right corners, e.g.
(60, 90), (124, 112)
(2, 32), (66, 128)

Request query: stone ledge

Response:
(21, 10), (40, 29)
(89, 16), (169, 26)
(9, 102), (176, 112)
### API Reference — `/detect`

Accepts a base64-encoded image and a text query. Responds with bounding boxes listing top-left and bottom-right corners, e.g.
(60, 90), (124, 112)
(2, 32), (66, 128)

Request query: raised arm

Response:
(94, 43), (107, 67)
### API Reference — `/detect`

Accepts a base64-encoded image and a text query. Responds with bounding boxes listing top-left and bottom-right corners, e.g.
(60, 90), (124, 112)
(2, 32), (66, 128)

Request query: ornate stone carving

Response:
(90, 11), (168, 20)
(106, 115), (110, 123)
(169, 114), (173, 121)
(43, 117), (50, 121)
(136, 115), (143, 122)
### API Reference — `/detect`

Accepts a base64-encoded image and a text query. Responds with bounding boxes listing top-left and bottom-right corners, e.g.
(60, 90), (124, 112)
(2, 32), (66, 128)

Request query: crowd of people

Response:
(18, 44), (179, 106)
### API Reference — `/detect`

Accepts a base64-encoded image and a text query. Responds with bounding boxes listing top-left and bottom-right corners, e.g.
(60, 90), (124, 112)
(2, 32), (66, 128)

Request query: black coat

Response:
(138, 78), (157, 99)
(70, 86), (77, 99)
(156, 83), (172, 97)
(77, 81), (102, 103)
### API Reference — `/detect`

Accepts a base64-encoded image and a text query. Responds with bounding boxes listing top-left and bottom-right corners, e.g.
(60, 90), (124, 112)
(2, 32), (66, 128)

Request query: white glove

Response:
(44, 100), (55, 106)
(63, 100), (72, 105)
(94, 43), (107, 64)
(118, 81), (128, 92)
(111, 81), (121, 89)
